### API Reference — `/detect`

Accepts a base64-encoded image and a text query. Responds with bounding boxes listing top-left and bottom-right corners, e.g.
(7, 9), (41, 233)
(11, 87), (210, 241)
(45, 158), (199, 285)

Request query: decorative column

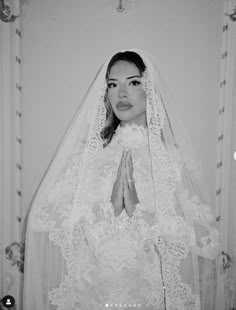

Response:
(0, 0), (23, 309)
(215, 0), (236, 309)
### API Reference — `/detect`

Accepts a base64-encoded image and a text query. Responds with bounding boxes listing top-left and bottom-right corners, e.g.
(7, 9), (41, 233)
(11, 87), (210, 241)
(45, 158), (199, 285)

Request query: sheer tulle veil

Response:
(23, 48), (219, 309)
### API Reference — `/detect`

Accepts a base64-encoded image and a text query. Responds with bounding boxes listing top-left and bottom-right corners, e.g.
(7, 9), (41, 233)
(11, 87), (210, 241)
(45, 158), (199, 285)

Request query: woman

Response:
(23, 49), (220, 310)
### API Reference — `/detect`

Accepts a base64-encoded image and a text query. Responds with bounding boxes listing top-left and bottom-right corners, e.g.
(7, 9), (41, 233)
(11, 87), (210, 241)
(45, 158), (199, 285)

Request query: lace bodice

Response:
(68, 124), (166, 308)
(113, 123), (148, 150)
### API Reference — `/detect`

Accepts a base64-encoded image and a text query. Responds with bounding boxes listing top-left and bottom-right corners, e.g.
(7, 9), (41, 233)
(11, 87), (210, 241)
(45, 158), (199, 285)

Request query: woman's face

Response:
(107, 60), (147, 127)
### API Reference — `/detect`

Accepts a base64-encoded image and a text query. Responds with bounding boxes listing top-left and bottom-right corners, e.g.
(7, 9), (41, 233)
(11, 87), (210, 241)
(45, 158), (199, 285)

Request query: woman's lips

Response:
(116, 101), (133, 111)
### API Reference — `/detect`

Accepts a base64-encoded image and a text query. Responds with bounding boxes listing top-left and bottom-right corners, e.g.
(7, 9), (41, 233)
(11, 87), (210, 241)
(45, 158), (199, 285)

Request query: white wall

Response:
(21, 0), (223, 217)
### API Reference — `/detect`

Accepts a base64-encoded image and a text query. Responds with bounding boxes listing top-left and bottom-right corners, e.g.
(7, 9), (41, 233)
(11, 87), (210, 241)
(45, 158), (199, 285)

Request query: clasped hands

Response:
(110, 150), (139, 217)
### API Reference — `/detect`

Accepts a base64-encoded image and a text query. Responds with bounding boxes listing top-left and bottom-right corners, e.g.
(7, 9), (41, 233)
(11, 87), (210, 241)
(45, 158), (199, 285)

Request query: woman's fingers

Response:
(119, 150), (126, 177)
(118, 150), (125, 174)
(126, 165), (133, 192)
(122, 151), (139, 217)
(123, 163), (128, 188)
(128, 153), (133, 171)
(118, 150), (134, 191)
(126, 152), (133, 173)
(125, 152), (134, 191)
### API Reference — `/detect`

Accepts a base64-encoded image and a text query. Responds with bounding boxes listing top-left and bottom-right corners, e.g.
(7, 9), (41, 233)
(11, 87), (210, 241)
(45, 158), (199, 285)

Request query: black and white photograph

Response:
(0, 0), (236, 309)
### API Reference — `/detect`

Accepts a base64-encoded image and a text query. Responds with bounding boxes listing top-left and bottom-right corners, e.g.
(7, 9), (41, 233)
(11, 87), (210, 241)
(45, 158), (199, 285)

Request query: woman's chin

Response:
(115, 112), (136, 122)
(114, 111), (147, 126)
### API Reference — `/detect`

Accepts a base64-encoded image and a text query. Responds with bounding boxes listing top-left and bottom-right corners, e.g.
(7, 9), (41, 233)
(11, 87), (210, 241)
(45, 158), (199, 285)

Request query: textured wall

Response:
(21, 0), (222, 217)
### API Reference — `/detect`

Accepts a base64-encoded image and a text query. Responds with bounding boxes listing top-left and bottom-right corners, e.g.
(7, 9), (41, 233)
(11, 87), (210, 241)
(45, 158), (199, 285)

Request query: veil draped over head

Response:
(23, 49), (219, 310)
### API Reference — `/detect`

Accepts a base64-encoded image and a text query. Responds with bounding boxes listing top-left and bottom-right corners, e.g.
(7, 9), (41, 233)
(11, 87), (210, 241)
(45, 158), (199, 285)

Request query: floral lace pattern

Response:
(48, 125), (167, 309)
(31, 123), (218, 310)
(113, 123), (148, 150)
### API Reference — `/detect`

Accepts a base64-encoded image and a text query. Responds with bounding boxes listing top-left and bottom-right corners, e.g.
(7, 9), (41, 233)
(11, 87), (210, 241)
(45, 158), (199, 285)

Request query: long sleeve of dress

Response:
(168, 146), (220, 260)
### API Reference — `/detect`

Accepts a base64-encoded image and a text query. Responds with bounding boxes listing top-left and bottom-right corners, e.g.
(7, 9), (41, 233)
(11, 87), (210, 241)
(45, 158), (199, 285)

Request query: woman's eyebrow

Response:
(107, 75), (142, 81)
(127, 75), (142, 80)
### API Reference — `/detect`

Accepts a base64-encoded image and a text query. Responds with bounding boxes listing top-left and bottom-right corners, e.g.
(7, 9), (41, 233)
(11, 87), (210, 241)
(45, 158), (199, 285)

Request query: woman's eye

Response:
(107, 82), (117, 88)
(130, 80), (141, 86)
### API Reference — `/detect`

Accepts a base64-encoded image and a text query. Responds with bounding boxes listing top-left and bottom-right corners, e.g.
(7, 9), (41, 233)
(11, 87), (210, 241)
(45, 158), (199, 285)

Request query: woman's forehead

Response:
(108, 61), (140, 79)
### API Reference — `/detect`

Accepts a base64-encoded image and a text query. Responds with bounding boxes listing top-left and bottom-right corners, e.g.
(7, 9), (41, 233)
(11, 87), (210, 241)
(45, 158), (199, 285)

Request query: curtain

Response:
(215, 0), (236, 309)
(0, 1), (24, 309)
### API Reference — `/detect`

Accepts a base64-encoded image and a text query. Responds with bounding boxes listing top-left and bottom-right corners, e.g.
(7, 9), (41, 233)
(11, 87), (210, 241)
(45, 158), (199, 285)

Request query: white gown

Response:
(24, 124), (219, 310)
(71, 124), (165, 309)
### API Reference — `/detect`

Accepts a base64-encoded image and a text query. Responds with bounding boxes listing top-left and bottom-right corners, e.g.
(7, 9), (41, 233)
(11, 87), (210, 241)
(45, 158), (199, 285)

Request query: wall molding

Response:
(0, 0), (22, 306)
(215, 0), (236, 308)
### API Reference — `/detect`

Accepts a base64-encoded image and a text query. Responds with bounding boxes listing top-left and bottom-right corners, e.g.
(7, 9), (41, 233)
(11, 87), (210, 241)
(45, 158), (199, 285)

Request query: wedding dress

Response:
(23, 49), (220, 310)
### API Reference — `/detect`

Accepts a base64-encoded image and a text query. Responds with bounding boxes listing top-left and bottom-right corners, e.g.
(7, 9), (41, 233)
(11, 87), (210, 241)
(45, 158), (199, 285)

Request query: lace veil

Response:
(23, 48), (219, 309)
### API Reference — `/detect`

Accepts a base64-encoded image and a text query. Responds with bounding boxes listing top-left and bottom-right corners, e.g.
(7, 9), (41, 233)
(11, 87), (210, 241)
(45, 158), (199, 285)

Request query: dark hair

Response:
(105, 51), (146, 80)
(101, 51), (146, 147)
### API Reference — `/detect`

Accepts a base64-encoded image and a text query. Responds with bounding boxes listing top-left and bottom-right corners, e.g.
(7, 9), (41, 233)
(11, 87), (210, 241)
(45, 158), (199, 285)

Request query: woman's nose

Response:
(118, 85), (128, 98)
